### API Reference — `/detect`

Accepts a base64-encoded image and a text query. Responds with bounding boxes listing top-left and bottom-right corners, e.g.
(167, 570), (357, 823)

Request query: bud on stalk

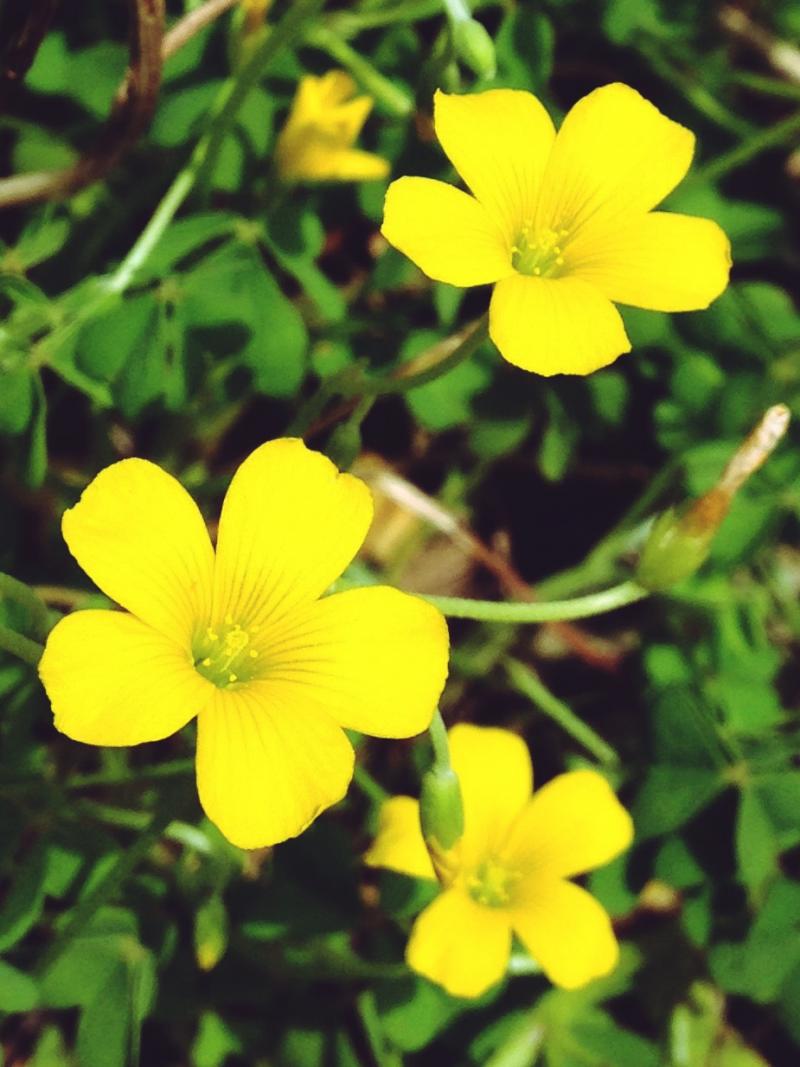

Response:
(637, 405), (790, 592)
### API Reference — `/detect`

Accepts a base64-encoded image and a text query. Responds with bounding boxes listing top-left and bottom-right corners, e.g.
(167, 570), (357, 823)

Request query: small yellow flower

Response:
(382, 84), (731, 376)
(276, 71), (390, 183)
(39, 439), (448, 849)
(366, 724), (632, 997)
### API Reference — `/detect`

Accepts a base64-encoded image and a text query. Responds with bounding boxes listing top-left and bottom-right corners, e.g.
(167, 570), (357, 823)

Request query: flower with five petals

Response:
(39, 439), (448, 849)
(366, 724), (633, 997)
(382, 84), (731, 376)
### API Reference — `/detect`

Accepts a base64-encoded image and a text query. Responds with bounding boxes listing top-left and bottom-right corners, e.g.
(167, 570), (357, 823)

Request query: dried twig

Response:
(0, 0), (239, 210)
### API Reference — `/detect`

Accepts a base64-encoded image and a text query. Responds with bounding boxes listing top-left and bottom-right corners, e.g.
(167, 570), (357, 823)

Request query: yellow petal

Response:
(511, 879), (619, 989)
(407, 888), (511, 998)
(39, 610), (210, 746)
(364, 796), (435, 880)
(316, 70), (361, 109)
(504, 770), (633, 879)
(253, 585), (448, 738)
(537, 83), (694, 236)
(212, 439), (373, 631)
(196, 682), (354, 849)
(382, 177), (512, 286)
(321, 147), (390, 182)
(433, 89), (556, 241)
(489, 273), (630, 376)
(568, 211), (731, 311)
(448, 724), (532, 867)
(62, 459), (214, 644)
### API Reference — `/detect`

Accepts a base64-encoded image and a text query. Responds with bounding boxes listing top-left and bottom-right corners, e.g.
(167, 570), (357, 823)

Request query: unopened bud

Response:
(637, 404), (790, 592)
(419, 766), (464, 884)
(452, 18), (497, 79)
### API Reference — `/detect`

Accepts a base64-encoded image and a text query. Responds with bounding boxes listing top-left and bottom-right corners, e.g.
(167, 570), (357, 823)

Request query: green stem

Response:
(506, 658), (619, 767)
(422, 579), (648, 624)
(353, 763), (389, 805)
(696, 109), (800, 182)
(0, 624), (43, 666)
(35, 800), (173, 977)
(306, 24), (412, 116)
(365, 315), (488, 396)
(0, 572), (50, 640)
(428, 708), (451, 772)
(104, 0), (323, 298)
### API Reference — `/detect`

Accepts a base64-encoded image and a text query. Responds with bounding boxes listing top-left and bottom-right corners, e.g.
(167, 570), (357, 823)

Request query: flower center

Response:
(193, 618), (261, 688)
(466, 857), (521, 908)
(511, 223), (568, 278)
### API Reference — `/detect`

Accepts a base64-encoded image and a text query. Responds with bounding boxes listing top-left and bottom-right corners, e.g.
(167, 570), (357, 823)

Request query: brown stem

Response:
(363, 464), (625, 672)
(0, 0), (165, 209)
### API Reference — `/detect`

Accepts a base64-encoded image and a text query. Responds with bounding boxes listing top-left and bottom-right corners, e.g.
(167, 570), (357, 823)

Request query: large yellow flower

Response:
(366, 724), (632, 997)
(276, 70), (390, 183)
(39, 439), (448, 849)
(382, 84), (731, 376)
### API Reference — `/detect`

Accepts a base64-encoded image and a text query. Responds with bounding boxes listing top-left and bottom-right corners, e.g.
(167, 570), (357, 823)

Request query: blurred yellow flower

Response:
(366, 724), (632, 997)
(382, 84), (731, 376)
(276, 70), (390, 183)
(39, 439), (448, 849)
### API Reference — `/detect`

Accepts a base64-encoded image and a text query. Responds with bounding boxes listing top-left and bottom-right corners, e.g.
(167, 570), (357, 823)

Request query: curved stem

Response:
(422, 579), (648, 624)
(365, 315), (489, 396)
(0, 624), (44, 667)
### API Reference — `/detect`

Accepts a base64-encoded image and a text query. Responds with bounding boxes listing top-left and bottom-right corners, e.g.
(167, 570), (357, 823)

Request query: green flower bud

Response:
(420, 765), (464, 853)
(636, 499), (722, 592)
(452, 18), (497, 79)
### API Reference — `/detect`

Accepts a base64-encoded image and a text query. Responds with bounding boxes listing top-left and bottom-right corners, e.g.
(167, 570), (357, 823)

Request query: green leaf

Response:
(183, 243), (307, 398)
(0, 839), (47, 951)
(736, 788), (780, 902)
(0, 959), (39, 1011)
(633, 766), (724, 840)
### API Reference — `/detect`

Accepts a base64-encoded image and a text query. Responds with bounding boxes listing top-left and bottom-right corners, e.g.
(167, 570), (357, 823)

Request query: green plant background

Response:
(1, 1), (800, 1064)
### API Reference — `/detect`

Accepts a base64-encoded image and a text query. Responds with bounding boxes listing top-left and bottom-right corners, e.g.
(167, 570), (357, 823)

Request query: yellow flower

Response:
(365, 724), (632, 997)
(382, 84), (731, 376)
(276, 70), (390, 183)
(39, 439), (448, 849)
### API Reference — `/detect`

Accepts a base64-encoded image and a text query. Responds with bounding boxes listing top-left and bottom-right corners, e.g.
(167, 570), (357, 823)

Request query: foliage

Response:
(1, 0), (800, 1064)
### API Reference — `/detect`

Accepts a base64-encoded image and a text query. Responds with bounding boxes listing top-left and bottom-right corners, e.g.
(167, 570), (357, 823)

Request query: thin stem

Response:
(307, 24), (412, 116)
(107, 0), (322, 296)
(0, 572), (50, 640)
(353, 763), (389, 805)
(506, 658), (619, 767)
(428, 708), (451, 772)
(422, 579), (648, 624)
(162, 0), (238, 61)
(0, 625), (43, 667)
(366, 315), (489, 396)
(696, 109), (800, 181)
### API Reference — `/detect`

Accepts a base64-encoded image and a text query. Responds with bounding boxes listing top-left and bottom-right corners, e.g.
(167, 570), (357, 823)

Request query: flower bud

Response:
(636, 499), (721, 592)
(419, 765), (464, 883)
(637, 404), (790, 592)
(451, 18), (497, 79)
